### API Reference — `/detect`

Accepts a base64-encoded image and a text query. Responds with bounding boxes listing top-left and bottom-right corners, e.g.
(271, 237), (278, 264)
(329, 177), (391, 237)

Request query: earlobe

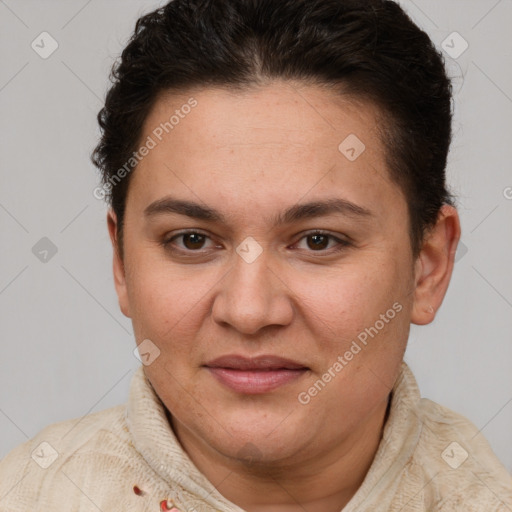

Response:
(107, 210), (132, 318)
(411, 205), (461, 326)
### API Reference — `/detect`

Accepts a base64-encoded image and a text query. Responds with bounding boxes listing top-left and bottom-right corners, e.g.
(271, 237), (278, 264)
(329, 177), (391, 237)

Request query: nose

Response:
(211, 248), (294, 336)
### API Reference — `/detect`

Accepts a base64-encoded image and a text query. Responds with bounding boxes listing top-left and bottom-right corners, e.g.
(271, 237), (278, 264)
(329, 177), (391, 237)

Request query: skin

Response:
(107, 81), (460, 512)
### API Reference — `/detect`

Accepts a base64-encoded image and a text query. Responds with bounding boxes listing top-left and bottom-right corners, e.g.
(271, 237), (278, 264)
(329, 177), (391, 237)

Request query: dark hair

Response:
(91, 0), (456, 259)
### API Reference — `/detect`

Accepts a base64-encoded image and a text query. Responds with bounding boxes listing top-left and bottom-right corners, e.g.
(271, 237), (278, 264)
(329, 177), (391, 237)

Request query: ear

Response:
(411, 204), (461, 325)
(107, 210), (132, 318)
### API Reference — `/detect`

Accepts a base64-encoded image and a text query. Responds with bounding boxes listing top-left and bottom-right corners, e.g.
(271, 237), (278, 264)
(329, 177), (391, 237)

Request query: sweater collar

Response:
(126, 365), (243, 511)
(342, 361), (423, 511)
(126, 361), (422, 511)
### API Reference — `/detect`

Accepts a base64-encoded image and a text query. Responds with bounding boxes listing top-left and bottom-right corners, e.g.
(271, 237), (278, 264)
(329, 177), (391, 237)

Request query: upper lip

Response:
(204, 355), (308, 371)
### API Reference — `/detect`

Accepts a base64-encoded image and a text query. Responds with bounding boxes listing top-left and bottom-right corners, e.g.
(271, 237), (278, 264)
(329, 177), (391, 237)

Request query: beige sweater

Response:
(0, 361), (511, 511)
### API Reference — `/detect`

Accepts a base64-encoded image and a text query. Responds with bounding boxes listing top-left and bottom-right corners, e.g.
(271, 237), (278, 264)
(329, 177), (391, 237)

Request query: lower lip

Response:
(206, 367), (308, 394)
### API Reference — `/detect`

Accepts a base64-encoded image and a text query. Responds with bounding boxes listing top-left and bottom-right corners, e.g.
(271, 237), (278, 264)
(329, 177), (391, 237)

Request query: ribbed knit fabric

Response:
(0, 361), (511, 511)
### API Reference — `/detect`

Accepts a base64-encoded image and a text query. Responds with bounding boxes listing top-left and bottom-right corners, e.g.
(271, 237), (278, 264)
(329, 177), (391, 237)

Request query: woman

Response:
(1, 0), (511, 510)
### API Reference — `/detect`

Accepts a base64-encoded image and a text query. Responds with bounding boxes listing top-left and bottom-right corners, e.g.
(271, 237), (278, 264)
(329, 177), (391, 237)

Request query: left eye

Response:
(295, 232), (349, 252)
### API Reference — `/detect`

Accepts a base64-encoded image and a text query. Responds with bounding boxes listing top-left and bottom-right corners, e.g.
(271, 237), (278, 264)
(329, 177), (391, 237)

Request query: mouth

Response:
(203, 355), (309, 394)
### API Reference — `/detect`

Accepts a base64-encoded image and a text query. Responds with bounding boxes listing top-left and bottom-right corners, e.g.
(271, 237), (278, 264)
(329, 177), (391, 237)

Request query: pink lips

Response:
(204, 355), (308, 394)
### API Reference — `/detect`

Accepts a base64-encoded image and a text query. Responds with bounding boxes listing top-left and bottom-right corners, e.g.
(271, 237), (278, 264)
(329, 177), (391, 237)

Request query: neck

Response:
(169, 394), (391, 512)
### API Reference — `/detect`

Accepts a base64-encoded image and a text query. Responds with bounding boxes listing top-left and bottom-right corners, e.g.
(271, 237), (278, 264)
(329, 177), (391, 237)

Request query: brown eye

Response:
(294, 231), (351, 255)
(163, 231), (214, 253)
(181, 233), (206, 250)
(307, 234), (330, 251)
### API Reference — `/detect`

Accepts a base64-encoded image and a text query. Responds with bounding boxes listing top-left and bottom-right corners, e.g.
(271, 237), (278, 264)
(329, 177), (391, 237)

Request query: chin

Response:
(201, 412), (312, 463)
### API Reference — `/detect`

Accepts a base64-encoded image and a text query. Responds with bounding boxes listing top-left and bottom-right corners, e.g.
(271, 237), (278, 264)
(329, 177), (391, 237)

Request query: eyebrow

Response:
(143, 196), (374, 226)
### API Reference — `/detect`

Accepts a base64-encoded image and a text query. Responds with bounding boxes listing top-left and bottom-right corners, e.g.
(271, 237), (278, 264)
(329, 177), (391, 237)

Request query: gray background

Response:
(1, 0), (511, 473)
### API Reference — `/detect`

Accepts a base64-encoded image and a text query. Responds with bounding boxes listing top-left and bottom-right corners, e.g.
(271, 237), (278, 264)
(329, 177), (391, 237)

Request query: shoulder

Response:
(407, 397), (512, 510)
(0, 404), (132, 509)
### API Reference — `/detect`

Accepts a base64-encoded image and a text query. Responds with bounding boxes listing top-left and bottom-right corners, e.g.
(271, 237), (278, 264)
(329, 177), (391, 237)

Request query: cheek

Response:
(125, 256), (208, 343)
(291, 259), (405, 333)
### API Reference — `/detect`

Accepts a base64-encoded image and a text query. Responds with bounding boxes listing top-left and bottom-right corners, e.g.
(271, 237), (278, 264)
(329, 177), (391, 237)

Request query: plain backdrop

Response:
(0, 0), (511, 473)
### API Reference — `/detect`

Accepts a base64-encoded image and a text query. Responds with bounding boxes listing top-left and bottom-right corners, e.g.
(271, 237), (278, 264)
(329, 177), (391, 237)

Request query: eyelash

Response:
(161, 229), (352, 256)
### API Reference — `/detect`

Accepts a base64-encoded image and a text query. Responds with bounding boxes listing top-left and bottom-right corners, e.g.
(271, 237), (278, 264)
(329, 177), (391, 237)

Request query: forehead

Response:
(127, 81), (405, 223)
(148, 82), (381, 150)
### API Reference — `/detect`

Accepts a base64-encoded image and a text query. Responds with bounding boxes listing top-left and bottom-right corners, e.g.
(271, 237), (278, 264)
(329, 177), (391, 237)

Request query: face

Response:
(111, 82), (421, 468)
